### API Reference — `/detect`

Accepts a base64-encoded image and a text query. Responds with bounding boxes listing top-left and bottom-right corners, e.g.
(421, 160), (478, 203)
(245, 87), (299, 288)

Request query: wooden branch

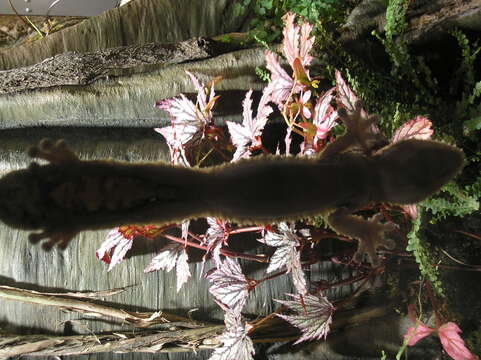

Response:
(0, 283), (398, 356)
(0, 326), (225, 357)
(0, 285), (202, 327)
(0, 306), (395, 357)
(342, 0), (481, 45)
(0, 36), (241, 95)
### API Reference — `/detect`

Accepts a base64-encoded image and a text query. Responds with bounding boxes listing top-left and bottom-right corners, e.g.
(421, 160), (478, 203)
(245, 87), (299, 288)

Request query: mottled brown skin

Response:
(0, 104), (464, 264)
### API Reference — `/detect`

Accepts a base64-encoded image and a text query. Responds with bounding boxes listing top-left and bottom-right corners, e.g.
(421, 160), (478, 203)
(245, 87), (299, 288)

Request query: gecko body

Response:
(0, 104), (464, 264)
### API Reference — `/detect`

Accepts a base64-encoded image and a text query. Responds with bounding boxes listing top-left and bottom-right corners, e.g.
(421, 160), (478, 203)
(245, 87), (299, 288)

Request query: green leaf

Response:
(464, 115), (481, 134)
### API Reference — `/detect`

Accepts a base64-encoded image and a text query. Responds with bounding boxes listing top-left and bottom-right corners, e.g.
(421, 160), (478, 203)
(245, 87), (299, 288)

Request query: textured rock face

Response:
(0, 47), (268, 129)
(339, 0), (481, 75)
(0, 0), (249, 70)
(0, 0), (263, 129)
(342, 0), (481, 45)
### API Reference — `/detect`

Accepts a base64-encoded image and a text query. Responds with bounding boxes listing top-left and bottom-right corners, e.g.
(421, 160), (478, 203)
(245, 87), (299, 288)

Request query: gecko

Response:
(0, 102), (464, 264)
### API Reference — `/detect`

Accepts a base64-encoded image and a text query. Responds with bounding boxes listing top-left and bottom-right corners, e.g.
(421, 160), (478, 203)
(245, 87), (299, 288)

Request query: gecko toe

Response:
(338, 107), (348, 118)
(384, 238), (396, 250)
(28, 232), (45, 244)
(39, 138), (54, 150)
(354, 100), (364, 111)
(28, 229), (78, 250)
(26, 138), (79, 164)
(55, 139), (68, 150)
(42, 239), (56, 251)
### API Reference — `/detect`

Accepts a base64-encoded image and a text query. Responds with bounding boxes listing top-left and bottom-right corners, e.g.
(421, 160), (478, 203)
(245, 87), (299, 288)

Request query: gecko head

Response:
(0, 165), (45, 230)
(376, 139), (465, 204)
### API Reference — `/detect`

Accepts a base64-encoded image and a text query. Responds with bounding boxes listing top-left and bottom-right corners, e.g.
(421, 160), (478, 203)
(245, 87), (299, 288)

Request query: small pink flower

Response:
(404, 308), (478, 360)
(299, 90), (312, 119)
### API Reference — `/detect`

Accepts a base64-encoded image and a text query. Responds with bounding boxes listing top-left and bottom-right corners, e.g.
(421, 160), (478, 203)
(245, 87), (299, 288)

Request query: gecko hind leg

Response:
(27, 138), (79, 165)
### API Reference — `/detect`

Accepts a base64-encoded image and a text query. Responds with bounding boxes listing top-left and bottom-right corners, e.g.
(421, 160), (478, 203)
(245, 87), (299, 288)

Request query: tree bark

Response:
(0, 0), (249, 70)
(0, 37), (241, 95)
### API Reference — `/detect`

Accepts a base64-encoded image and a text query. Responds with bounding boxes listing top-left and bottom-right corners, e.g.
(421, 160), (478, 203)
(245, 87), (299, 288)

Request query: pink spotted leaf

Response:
(404, 306), (478, 360)
(207, 257), (250, 312)
(154, 125), (191, 165)
(291, 260), (308, 296)
(438, 322), (479, 360)
(404, 321), (436, 346)
(282, 12), (314, 67)
(301, 87), (338, 155)
(404, 321), (479, 360)
(392, 116), (433, 143)
(402, 204), (418, 219)
(144, 242), (179, 273)
(155, 94), (200, 127)
(265, 51), (299, 107)
(96, 227), (134, 272)
(185, 71), (221, 123)
(335, 69), (359, 113)
(275, 293), (335, 344)
(144, 242), (191, 292)
(261, 223), (307, 294)
(155, 71), (220, 164)
(209, 310), (255, 360)
(154, 95), (204, 160)
(181, 220), (190, 241)
(203, 217), (230, 267)
(227, 88), (273, 161)
(175, 248), (191, 292)
(313, 87), (338, 139)
(335, 70), (380, 136)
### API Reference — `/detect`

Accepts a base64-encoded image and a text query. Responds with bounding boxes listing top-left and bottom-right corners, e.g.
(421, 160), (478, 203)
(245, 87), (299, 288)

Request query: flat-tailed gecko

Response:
(0, 103), (464, 264)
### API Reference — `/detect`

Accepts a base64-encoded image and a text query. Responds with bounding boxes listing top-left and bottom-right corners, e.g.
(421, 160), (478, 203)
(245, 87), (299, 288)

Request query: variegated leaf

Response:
(275, 293), (335, 344)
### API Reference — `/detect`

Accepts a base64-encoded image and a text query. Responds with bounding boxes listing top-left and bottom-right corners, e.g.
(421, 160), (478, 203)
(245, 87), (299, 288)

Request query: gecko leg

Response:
(29, 229), (79, 251)
(327, 208), (397, 266)
(27, 138), (79, 165)
(321, 101), (387, 158)
(27, 139), (80, 250)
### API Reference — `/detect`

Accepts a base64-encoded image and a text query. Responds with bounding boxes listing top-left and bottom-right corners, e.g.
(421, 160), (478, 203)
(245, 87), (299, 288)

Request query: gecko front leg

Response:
(27, 138), (79, 165)
(29, 229), (79, 251)
(320, 103), (395, 265)
(27, 139), (80, 250)
(321, 101), (387, 158)
(327, 209), (397, 266)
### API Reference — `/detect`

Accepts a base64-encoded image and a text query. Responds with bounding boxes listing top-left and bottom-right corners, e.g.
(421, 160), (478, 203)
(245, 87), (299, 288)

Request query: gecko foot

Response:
(327, 209), (398, 266)
(353, 214), (397, 266)
(27, 139), (79, 165)
(338, 101), (387, 155)
(321, 101), (387, 158)
(29, 229), (79, 251)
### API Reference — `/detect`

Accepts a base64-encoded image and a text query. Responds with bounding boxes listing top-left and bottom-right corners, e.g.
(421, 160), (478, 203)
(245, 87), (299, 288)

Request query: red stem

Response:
(162, 233), (268, 263)
(425, 280), (443, 327)
(455, 230), (481, 242)
(256, 269), (288, 284)
(229, 226), (264, 235)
